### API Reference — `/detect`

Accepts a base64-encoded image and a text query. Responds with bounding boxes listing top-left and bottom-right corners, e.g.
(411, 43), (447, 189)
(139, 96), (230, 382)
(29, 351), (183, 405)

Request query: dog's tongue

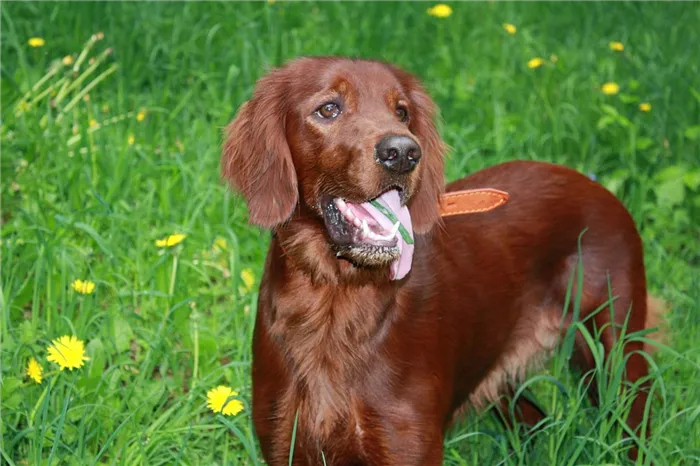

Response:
(362, 190), (414, 280)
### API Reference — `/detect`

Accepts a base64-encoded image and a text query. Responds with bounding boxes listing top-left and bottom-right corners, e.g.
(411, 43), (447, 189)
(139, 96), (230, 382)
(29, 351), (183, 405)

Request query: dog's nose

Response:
(375, 135), (421, 174)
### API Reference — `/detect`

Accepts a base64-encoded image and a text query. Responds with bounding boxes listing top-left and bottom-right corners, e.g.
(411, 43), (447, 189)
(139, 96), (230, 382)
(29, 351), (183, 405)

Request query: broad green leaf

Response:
(656, 165), (687, 182)
(619, 93), (639, 104)
(683, 169), (700, 190)
(112, 314), (134, 354)
(601, 104), (620, 117)
(87, 338), (106, 380)
(655, 179), (685, 207)
(597, 115), (616, 130)
(684, 125), (700, 140)
(635, 137), (654, 150)
(673, 209), (690, 226)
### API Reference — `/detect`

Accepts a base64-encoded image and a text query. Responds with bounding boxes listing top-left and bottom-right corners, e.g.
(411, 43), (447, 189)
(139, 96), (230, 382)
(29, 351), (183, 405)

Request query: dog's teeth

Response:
(335, 198), (347, 211)
(346, 208), (355, 220)
(362, 221), (380, 241)
(359, 227), (368, 240)
(353, 218), (362, 227)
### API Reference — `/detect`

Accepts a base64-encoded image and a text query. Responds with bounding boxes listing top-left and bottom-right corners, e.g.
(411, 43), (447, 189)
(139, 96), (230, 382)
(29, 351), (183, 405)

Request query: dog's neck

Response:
(273, 216), (397, 286)
(265, 224), (400, 438)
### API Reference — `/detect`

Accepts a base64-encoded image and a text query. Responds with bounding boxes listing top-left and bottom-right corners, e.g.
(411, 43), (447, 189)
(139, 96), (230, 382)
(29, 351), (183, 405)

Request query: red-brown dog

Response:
(222, 57), (662, 465)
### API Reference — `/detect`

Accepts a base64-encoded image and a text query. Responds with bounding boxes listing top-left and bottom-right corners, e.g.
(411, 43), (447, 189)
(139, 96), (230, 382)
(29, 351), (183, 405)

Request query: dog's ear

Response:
(394, 69), (447, 234)
(221, 70), (298, 229)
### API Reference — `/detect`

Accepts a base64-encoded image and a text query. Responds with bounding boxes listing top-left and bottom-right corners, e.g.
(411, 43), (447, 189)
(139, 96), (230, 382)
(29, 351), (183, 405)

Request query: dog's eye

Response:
(316, 103), (341, 119)
(396, 106), (409, 123)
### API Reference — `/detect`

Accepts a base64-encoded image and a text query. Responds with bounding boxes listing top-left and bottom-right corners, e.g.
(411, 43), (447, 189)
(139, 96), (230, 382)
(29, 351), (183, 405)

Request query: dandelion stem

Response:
(14, 63), (65, 115)
(56, 48), (114, 105)
(193, 316), (199, 381)
(30, 62), (64, 94)
(72, 33), (101, 75)
(169, 255), (179, 297)
(55, 39), (106, 104)
(15, 77), (69, 118)
(30, 77), (67, 107)
(61, 63), (118, 114)
(0, 288), (10, 341)
(29, 376), (55, 426)
(66, 111), (137, 147)
(90, 134), (98, 190)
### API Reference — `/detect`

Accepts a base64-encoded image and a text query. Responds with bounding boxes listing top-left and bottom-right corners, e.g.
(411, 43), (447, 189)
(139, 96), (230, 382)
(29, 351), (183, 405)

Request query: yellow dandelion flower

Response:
(527, 57), (545, 69)
(639, 102), (652, 112)
(62, 55), (74, 66)
(47, 335), (90, 371)
(72, 279), (95, 295)
(427, 4), (452, 18)
(17, 100), (31, 114)
(503, 23), (517, 35)
(240, 269), (255, 292)
(214, 237), (228, 251)
(136, 110), (146, 122)
(28, 37), (45, 48)
(155, 233), (186, 248)
(89, 119), (98, 128)
(206, 385), (244, 416)
(601, 82), (620, 95)
(175, 139), (185, 153)
(26, 358), (43, 384)
(609, 41), (624, 52)
(128, 134), (135, 146)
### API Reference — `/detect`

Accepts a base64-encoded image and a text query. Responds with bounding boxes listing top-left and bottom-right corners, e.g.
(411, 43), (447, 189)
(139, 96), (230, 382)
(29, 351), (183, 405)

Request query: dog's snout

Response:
(375, 135), (421, 174)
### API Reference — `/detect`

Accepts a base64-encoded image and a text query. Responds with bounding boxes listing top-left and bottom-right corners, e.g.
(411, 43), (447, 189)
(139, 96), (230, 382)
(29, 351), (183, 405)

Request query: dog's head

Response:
(222, 57), (446, 278)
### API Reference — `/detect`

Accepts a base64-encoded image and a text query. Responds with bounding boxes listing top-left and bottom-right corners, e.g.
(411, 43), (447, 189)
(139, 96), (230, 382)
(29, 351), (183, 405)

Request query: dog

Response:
(221, 56), (663, 465)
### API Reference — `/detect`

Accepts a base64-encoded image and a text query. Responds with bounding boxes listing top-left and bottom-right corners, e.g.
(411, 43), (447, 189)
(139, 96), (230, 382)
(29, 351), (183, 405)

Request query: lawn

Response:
(1, 1), (699, 465)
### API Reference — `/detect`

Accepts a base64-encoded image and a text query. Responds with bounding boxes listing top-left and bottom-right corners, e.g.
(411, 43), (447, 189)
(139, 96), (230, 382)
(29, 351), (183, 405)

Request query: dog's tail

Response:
(643, 294), (669, 354)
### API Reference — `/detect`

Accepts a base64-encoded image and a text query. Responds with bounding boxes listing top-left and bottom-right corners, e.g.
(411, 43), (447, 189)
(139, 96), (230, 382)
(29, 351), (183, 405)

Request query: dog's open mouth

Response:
(322, 189), (415, 280)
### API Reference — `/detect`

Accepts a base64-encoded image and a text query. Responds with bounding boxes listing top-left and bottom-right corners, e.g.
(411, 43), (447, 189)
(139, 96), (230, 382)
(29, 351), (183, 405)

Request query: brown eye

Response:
(316, 102), (341, 119)
(396, 106), (409, 123)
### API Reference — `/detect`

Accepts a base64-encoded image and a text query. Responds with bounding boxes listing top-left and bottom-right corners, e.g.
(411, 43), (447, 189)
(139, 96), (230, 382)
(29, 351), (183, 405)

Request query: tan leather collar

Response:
(438, 188), (509, 217)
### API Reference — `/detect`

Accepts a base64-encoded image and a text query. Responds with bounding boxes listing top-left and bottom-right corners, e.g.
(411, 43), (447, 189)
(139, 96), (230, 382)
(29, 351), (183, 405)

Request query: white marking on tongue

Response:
(389, 221), (400, 237)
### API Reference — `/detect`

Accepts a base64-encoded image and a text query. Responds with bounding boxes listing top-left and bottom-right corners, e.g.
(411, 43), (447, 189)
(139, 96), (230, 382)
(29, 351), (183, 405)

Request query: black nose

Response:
(375, 135), (422, 174)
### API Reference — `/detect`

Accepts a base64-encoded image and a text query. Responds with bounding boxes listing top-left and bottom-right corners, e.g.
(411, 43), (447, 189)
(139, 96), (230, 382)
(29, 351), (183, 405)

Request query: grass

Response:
(1, 1), (699, 464)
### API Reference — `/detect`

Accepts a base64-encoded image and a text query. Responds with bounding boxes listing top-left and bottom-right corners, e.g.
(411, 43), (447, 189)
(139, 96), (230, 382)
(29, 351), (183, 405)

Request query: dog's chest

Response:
(271, 383), (375, 464)
(266, 276), (403, 461)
